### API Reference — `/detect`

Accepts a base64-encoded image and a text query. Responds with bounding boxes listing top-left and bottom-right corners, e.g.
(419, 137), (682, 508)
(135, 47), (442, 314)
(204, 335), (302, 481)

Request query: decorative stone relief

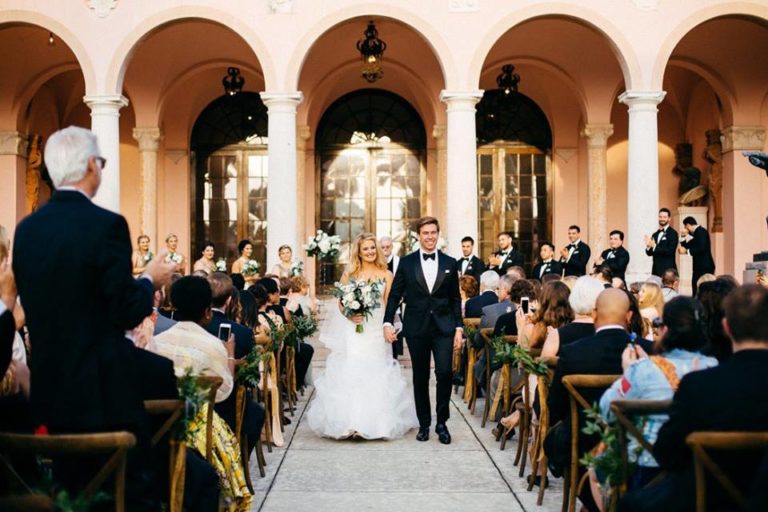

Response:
(631, 0), (659, 11)
(26, 135), (42, 213)
(448, 0), (479, 13)
(87, 0), (118, 18)
(269, 0), (293, 14)
(165, 150), (188, 165)
(0, 131), (29, 156)
(555, 148), (577, 163)
(721, 126), (766, 153)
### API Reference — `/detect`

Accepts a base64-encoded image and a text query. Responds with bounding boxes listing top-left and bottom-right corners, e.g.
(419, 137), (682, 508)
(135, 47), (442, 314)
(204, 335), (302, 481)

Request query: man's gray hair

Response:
(44, 126), (101, 188)
(498, 274), (515, 294)
(569, 275), (604, 315)
(379, 236), (393, 244)
(479, 270), (500, 291)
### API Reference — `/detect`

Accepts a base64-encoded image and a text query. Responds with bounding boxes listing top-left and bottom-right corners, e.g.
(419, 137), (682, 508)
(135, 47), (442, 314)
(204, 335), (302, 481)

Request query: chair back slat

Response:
(610, 400), (672, 454)
(194, 376), (223, 463)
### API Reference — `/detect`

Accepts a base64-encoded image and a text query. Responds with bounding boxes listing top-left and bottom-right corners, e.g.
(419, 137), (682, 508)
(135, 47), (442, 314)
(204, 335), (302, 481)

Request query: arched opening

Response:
(190, 92), (269, 267)
(316, 89), (426, 284)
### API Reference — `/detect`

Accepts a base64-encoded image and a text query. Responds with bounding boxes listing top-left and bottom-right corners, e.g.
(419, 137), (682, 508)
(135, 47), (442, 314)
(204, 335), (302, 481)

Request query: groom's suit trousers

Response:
(407, 318), (453, 428)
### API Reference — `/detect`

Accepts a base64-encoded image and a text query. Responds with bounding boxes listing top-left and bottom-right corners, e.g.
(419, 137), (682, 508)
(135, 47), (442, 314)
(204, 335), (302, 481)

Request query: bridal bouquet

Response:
(331, 278), (383, 333)
(215, 258), (227, 272)
(290, 260), (304, 276)
(242, 259), (261, 276)
(305, 230), (342, 259)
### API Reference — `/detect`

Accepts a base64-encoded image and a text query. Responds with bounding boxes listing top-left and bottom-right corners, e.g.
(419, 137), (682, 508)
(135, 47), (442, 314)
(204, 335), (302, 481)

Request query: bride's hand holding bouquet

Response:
(331, 277), (383, 333)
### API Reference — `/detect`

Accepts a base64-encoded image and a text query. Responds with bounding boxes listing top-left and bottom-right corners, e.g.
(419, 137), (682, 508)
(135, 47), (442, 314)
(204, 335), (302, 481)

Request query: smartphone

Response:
(218, 323), (232, 342)
(521, 297), (530, 315)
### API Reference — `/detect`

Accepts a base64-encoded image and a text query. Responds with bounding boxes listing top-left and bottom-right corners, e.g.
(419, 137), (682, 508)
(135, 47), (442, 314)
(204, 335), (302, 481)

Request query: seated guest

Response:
(506, 265), (526, 281)
(472, 275), (516, 389)
(544, 289), (652, 511)
(230, 273), (246, 291)
(278, 276), (292, 309)
(621, 285), (768, 512)
(464, 270), (499, 318)
(624, 289), (648, 340)
(256, 277), (291, 323)
(638, 281), (665, 340)
(593, 297), (717, 508)
(286, 275), (316, 317)
(517, 280), (574, 349)
(493, 279), (536, 336)
(459, 275), (479, 317)
(591, 263), (614, 288)
(661, 269), (680, 302)
(541, 275), (603, 358)
(697, 278), (737, 362)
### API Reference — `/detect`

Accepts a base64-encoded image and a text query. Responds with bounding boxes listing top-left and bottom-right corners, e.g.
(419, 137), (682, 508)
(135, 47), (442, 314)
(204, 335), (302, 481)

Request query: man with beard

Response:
(644, 208), (678, 277)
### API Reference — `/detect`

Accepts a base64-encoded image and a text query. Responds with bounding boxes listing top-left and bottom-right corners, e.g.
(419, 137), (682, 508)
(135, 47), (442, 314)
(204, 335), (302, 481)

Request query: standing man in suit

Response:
(380, 235), (404, 358)
(488, 231), (524, 275)
(384, 216), (463, 444)
(560, 225), (591, 276)
(458, 236), (486, 281)
(678, 216), (715, 296)
(594, 230), (630, 282)
(645, 208), (678, 277)
(532, 242), (564, 280)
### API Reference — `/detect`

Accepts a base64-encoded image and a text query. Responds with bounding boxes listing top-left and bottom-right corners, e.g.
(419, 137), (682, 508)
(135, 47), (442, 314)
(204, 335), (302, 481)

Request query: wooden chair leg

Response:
(537, 453), (549, 506)
(518, 408), (531, 478)
(241, 440), (254, 493)
(255, 438), (266, 477)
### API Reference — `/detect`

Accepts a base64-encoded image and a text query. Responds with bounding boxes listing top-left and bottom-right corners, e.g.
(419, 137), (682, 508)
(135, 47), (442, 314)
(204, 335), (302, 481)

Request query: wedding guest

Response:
(679, 216), (715, 296)
(645, 207), (679, 277)
(506, 265), (526, 281)
(493, 279), (536, 336)
(132, 234), (153, 277)
(541, 275), (602, 358)
(380, 236), (400, 275)
(638, 281), (665, 339)
(0, 224), (9, 263)
(562, 274), (578, 290)
(163, 233), (186, 274)
(278, 277), (292, 309)
(472, 274), (515, 390)
(231, 239), (259, 288)
(591, 263), (614, 289)
(594, 230), (630, 282)
(621, 285), (768, 512)
(560, 225), (591, 277)
(458, 236), (486, 280)
(230, 273), (245, 291)
(661, 268), (680, 302)
(532, 241), (563, 280)
(625, 289), (648, 340)
(459, 275), (479, 316)
(193, 240), (217, 274)
(697, 278), (737, 362)
(286, 275), (315, 317)
(464, 270), (499, 318)
(517, 280), (573, 349)
(270, 244), (295, 278)
(488, 231), (524, 275)
(697, 272), (716, 288)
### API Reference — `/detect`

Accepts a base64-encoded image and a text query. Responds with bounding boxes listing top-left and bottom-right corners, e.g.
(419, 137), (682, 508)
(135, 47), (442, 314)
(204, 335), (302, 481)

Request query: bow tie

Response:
(570, 244), (577, 249)
(462, 257), (470, 262)
(422, 253), (436, 261)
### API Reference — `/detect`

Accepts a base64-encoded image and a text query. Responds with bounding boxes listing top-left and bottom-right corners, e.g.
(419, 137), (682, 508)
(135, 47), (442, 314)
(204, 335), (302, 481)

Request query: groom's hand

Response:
(453, 329), (464, 351)
(383, 325), (397, 344)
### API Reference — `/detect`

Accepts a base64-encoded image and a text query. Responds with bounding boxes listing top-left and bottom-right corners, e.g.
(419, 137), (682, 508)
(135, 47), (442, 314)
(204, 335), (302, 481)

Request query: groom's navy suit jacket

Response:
(384, 251), (462, 339)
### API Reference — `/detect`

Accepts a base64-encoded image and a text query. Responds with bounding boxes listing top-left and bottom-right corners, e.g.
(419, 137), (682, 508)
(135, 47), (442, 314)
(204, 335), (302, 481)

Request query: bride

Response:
(306, 232), (418, 440)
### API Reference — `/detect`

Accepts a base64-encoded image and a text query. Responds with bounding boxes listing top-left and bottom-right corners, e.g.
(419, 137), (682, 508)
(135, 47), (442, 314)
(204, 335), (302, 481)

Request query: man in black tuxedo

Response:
(645, 207), (678, 277)
(560, 225), (591, 276)
(380, 236), (403, 358)
(488, 231), (524, 275)
(621, 285), (768, 511)
(594, 230), (630, 282)
(679, 216), (715, 296)
(464, 270), (499, 318)
(384, 217), (463, 444)
(532, 242), (564, 280)
(458, 236), (486, 281)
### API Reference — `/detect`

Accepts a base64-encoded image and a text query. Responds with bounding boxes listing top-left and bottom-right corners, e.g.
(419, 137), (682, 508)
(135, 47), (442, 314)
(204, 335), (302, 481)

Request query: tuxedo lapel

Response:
(413, 254), (430, 294)
(431, 252), (449, 294)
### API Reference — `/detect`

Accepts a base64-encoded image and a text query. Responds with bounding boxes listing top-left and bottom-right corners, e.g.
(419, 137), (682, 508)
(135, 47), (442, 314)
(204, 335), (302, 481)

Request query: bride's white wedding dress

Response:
(306, 294), (418, 440)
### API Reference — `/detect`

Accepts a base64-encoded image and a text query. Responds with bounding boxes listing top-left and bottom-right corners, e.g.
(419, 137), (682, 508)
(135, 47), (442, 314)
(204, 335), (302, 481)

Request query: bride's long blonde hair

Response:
(347, 232), (387, 277)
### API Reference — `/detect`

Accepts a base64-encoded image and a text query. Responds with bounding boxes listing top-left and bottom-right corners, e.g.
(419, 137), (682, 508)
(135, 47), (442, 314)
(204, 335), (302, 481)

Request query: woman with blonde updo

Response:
(131, 235), (153, 277)
(163, 233), (186, 274)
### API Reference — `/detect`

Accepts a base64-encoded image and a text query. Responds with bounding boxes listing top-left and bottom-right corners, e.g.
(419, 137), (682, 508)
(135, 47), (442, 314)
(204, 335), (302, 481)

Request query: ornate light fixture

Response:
(222, 67), (245, 96)
(496, 64), (520, 95)
(356, 20), (387, 83)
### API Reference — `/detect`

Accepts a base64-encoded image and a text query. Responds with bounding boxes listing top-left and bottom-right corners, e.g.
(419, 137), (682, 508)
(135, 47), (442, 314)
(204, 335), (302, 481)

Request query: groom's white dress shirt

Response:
(420, 249), (438, 293)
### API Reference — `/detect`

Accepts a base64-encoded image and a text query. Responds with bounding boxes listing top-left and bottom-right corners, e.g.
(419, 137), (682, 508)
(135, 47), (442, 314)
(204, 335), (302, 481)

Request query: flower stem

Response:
(356, 324), (364, 334)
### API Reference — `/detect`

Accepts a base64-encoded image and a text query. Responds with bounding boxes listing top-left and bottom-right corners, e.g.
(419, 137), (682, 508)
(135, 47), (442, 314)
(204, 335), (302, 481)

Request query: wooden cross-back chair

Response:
(512, 347), (542, 473)
(0, 431), (136, 512)
(255, 332), (281, 451)
(561, 374), (622, 512)
(462, 318), (481, 411)
(526, 355), (559, 506)
(686, 431), (768, 512)
(144, 399), (186, 512)
(234, 382), (266, 491)
(194, 375), (223, 464)
(479, 329), (519, 428)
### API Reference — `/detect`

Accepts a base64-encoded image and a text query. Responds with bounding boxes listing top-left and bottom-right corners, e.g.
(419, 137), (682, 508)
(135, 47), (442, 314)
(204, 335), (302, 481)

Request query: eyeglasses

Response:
(94, 156), (107, 169)
(651, 317), (664, 329)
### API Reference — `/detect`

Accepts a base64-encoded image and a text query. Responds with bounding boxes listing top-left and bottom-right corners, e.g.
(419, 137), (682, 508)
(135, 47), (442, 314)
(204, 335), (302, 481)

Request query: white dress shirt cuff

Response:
(0, 300), (7, 316)
(140, 273), (154, 285)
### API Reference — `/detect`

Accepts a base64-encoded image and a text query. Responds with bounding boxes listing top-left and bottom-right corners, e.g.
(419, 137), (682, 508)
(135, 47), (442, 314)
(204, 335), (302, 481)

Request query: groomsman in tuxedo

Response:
(559, 225), (591, 276)
(679, 216), (715, 296)
(645, 208), (679, 277)
(380, 236), (403, 358)
(458, 236), (486, 280)
(532, 242), (563, 280)
(488, 231), (524, 275)
(594, 230), (630, 282)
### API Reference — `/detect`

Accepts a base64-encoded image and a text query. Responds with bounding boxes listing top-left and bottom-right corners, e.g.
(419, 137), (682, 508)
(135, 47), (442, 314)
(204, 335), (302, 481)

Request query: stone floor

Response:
(247, 340), (564, 512)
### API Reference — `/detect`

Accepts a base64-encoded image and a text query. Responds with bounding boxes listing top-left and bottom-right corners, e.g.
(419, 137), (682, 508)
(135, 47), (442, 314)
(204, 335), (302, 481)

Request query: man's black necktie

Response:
(423, 253), (436, 261)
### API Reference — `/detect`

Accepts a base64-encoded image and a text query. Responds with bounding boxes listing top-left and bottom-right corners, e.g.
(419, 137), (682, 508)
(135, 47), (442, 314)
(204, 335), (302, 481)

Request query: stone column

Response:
(84, 95), (129, 213)
(296, 125), (313, 281)
(439, 90), (483, 253)
(582, 123), (614, 256)
(618, 90), (666, 282)
(260, 92), (303, 271)
(0, 131), (29, 230)
(721, 125), (766, 274)
(432, 125), (448, 239)
(132, 127), (162, 249)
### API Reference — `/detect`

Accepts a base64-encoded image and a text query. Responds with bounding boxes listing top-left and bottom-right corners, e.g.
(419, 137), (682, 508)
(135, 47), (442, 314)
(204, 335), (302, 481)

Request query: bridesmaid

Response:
(231, 239), (259, 287)
(163, 233), (186, 274)
(131, 235), (153, 277)
(192, 240), (217, 274)
(270, 244), (294, 278)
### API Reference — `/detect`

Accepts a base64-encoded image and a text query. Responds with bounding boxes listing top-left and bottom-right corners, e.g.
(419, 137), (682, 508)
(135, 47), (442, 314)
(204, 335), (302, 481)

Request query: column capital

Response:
(83, 94), (129, 113)
(721, 125), (766, 153)
(0, 131), (29, 156)
(260, 91), (303, 111)
(618, 90), (666, 110)
(582, 123), (614, 147)
(432, 124), (447, 143)
(439, 90), (484, 110)
(132, 127), (163, 152)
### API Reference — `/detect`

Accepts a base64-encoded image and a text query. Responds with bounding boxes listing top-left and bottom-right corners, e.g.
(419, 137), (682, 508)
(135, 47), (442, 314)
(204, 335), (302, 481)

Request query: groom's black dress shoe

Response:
(435, 423), (451, 445)
(416, 427), (430, 442)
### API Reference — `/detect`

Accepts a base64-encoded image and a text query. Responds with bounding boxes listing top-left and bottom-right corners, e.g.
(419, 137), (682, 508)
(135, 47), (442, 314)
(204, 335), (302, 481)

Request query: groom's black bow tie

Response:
(422, 253), (436, 261)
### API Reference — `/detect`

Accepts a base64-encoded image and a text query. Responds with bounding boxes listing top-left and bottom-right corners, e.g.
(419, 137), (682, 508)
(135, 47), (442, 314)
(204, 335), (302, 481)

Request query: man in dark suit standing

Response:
(594, 230), (630, 282)
(488, 231), (524, 275)
(458, 236), (486, 281)
(679, 216), (715, 296)
(560, 225), (591, 276)
(384, 216), (463, 445)
(621, 285), (768, 511)
(532, 242), (564, 280)
(645, 207), (678, 277)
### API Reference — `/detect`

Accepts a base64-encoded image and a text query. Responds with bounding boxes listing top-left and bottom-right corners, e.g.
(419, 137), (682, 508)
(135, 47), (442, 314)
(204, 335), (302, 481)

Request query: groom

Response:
(384, 216), (463, 444)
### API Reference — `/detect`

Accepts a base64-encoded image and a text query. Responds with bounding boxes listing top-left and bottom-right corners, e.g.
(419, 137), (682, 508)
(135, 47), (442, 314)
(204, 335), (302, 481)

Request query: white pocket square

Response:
(444, 269), (451, 274)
